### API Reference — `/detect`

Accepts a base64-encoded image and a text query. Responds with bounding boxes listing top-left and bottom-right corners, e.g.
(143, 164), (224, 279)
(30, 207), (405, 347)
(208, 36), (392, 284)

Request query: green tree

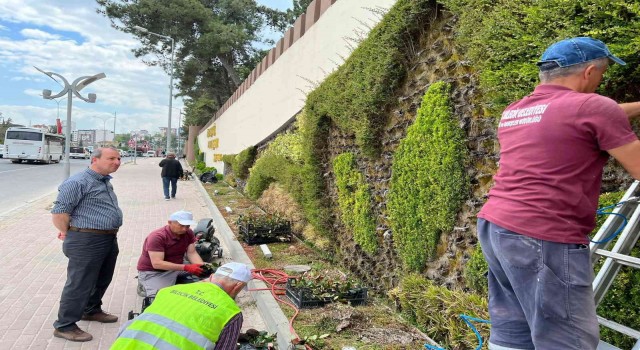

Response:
(97, 0), (312, 106)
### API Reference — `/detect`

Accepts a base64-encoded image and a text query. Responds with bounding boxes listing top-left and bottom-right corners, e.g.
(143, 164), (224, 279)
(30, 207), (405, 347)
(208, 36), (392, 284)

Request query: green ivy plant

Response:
(463, 244), (488, 296)
(298, 0), (437, 241)
(387, 81), (467, 271)
(438, 0), (640, 113)
(332, 152), (378, 254)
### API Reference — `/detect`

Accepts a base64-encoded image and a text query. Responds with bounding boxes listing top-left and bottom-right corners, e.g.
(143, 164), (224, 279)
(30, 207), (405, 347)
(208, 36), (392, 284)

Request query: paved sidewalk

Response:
(0, 157), (266, 349)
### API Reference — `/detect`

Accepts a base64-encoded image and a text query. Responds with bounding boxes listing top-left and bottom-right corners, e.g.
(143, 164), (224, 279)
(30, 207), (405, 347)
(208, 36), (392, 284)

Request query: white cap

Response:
(214, 262), (253, 283)
(169, 210), (197, 226)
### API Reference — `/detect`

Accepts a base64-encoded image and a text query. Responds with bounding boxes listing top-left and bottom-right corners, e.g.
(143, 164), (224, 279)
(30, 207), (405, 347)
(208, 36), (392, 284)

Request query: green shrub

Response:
(263, 125), (303, 163)
(388, 274), (489, 348)
(464, 245), (488, 295)
(304, 0), (436, 157)
(439, 0), (640, 113)
(332, 153), (378, 254)
(387, 82), (467, 271)
(245, 153), (293, 199)
(233, 146), (257, 179)
(194, 138), (205, 163)
(245, 124), (306, 200)
(222, 154), (236, 168)
(299, 0), (437, 240)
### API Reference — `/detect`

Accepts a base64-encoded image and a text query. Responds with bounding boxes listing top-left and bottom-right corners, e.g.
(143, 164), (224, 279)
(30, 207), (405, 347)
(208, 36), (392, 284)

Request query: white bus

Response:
(3, 127), (65, 164)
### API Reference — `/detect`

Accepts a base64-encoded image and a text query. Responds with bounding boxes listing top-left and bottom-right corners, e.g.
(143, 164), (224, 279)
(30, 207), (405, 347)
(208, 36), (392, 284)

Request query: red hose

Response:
(250, 269), (313, 350)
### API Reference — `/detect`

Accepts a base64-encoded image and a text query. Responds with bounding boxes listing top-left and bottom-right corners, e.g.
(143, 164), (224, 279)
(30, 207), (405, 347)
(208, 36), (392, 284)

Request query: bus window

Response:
(6, 130), (43, 141)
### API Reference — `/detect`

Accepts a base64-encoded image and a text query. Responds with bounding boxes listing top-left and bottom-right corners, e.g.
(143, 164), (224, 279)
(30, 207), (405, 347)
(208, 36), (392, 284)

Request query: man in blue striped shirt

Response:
(51, 147), (123, 342)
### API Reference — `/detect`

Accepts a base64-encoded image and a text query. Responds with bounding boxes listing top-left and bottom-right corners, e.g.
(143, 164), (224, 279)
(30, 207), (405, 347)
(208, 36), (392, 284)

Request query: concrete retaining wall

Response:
(197, 0), (397, 171)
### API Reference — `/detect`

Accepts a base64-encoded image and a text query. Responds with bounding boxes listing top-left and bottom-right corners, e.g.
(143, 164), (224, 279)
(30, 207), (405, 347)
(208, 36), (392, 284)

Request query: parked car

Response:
(146, 150), (155, 157)
(0, 144), (4, 158)
(118, 149), (127, 157)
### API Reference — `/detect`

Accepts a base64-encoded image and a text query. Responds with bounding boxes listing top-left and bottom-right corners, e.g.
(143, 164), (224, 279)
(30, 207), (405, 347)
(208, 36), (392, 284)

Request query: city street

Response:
(0, 157), (131, 215)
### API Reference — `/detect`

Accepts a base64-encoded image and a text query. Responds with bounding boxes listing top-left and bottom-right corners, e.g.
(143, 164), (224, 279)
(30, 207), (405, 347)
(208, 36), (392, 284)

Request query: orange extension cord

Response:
(250, 268), (313, 350)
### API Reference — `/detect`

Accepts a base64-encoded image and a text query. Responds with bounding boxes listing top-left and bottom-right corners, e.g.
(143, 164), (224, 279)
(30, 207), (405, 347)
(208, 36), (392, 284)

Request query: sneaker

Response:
(53, 326), (93, 342)
(165, 198), (170, 201)
(81, 311), (118, 323)
(171, 196), (175, 199)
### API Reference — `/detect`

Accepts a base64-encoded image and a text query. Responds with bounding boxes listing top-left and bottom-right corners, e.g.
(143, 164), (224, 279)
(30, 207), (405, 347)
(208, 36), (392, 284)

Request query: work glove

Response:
(183, 264), (204, 276)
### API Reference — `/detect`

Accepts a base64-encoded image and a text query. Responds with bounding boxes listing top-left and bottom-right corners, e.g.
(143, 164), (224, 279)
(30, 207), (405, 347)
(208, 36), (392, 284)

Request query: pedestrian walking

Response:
(112, 262), (253, 349)
(478, 37), (640, 349)
(159, 151), (183, 200)
(51, 147), (123, 342)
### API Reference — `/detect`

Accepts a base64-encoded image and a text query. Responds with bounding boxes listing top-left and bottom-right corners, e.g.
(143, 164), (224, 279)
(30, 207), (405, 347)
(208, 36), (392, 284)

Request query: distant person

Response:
(137, 210), (205, 298)
(111, 262), (253, 349)
(51, 147), (123, 342)
(478, 37), (640, 349)
(159, 152), (183, 200)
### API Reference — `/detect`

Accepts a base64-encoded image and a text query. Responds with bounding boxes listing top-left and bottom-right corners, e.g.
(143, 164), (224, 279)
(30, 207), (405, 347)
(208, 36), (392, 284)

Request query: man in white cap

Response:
(112, 261), (253, 350)
(136, 210), (205, 298)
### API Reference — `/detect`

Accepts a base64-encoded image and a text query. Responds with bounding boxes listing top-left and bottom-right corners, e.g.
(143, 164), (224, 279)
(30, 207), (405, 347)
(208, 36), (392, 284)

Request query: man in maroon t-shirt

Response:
(137, 210), (205, 297)
(478, 37), (640, 350)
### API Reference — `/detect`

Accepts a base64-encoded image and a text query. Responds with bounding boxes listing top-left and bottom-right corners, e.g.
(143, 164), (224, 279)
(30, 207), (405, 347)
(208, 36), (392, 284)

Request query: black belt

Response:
(69, 226), (119, 234)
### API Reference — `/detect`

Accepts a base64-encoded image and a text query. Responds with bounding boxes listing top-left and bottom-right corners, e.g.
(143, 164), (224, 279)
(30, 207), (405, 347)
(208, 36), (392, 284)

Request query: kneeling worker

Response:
(137, 210), (205, 298)
(112, 262), (252, 349)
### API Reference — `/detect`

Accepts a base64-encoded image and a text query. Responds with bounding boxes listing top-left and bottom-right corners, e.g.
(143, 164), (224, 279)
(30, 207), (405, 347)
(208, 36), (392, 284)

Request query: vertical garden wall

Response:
(220, 0), (640, 347)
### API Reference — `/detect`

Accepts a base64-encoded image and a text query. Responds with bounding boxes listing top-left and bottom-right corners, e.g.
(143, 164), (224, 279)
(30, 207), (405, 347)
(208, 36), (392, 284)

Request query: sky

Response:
(0, 0), (291, 135)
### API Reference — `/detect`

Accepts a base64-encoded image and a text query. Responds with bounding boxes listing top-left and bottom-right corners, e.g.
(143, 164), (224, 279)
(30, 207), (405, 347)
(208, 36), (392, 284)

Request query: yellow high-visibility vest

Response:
(111, 282), (240, 350)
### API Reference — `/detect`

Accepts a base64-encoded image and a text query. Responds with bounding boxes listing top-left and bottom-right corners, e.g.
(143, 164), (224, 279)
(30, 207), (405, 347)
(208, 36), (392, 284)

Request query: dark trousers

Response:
(54, 230), (119, 330)
(477, 218), (599, 350)
(162, 177), (178, 199)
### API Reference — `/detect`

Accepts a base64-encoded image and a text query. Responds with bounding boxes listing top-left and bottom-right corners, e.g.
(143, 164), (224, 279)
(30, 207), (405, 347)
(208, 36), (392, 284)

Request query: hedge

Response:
(387, 81), (467, 271)
(333, 152), (378, 254)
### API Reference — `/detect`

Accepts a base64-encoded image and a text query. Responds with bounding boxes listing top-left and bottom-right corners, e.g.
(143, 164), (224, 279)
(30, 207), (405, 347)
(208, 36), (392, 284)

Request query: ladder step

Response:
(597, 316), (640, 340)
(594, 249), (640, 269)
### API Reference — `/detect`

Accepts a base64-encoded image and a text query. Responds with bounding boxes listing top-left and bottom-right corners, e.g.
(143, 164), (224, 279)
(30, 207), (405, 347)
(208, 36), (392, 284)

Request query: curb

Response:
(193, 176), (293, 350)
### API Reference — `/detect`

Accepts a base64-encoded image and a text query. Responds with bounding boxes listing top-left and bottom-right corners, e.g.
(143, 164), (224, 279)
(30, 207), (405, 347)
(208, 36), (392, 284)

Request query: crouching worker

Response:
(112, 262), (252, 350)
(137, 210), (206, 298)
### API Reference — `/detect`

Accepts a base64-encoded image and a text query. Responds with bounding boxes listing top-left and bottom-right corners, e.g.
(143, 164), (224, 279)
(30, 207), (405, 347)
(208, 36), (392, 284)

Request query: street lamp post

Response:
(92, 115), (115, 147)
(171, 107), (183, 156)
(177, 109), (182, 157)
(50, 96), (68, 120)
(35, 67), (106, 179)
(133, 25), (175, 154)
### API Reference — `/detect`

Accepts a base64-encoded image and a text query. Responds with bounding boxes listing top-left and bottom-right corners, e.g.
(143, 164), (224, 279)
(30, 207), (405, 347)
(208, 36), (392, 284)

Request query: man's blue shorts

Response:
(477, 218), (600, 350)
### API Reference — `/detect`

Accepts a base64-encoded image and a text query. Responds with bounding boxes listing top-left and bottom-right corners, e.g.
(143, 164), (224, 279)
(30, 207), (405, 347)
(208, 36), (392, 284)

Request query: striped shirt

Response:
(215, 313), (243, 350)
(52, 168), (123, 230)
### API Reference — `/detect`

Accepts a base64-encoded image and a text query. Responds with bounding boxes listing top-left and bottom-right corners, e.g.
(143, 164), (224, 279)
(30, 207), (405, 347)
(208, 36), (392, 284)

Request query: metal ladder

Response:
(591, 180), (640, 350)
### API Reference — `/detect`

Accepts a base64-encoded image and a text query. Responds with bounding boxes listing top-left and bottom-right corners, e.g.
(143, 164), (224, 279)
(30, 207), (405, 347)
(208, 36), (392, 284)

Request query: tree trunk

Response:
(217, 54), (241, 88)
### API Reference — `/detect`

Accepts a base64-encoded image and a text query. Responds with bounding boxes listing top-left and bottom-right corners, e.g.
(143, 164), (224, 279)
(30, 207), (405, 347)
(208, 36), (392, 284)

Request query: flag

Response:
(56, 119), (62, 134)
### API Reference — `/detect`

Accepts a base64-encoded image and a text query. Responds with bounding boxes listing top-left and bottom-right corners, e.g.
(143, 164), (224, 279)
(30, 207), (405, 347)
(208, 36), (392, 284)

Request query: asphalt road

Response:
(0, 157), (91, 215)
